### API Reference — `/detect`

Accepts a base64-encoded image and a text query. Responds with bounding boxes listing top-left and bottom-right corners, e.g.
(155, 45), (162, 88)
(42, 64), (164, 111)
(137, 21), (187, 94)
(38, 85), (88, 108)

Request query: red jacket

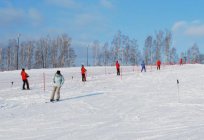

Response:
(21, 71), (28, 80)
(81, 66), (86, 74)
(116, 62), (120, 69)
(179, 58), (183, 64)
(157, 60), (161, 66)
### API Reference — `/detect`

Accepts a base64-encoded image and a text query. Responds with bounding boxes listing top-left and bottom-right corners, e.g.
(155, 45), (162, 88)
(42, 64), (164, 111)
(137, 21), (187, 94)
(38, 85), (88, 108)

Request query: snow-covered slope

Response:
(0, 64), (204, 140)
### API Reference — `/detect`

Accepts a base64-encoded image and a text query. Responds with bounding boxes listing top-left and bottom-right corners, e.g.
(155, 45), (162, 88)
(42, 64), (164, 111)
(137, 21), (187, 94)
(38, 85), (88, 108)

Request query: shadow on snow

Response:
(61, 92), (104, 101)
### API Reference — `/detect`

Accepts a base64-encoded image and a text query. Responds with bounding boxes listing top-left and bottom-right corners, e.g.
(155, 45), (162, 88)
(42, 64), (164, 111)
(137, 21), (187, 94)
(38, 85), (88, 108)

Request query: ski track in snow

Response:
(0, 64), (204, 140)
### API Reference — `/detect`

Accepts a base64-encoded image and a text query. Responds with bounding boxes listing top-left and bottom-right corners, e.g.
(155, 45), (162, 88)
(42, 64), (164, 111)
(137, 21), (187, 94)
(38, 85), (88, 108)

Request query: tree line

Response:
(90, 30), (202, 66)
(0, 30), (203, 71)
(0, 34), (76, 71)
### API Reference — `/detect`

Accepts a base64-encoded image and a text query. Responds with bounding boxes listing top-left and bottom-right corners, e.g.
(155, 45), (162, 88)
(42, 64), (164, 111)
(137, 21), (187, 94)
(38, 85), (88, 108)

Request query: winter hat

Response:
(56, 70), (61, 74)
(22, 68), (25, 71)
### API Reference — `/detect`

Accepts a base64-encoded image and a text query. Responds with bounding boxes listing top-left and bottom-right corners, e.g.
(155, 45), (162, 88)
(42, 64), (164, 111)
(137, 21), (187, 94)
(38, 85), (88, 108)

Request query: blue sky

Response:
(0, 0), (204, 64)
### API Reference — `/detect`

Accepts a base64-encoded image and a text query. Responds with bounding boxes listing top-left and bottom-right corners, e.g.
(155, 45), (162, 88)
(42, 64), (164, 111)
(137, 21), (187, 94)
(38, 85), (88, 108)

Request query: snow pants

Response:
(117, 68), (120, 75)
(157, 65), (160, 70)
(22, 79), (29, 89)
(51, 86), (61, 100)
(141, 66), (146, 72)
(82, 74), (86, 81)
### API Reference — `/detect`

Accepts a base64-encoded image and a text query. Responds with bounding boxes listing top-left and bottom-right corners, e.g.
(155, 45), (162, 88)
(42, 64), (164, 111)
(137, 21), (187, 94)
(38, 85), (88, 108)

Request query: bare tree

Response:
(50, 39), (58, 68)
(0, 33), (76, 70)
(67, 47), (76, 67)
(61, 34), (72, 67)
(111, 31), (122, 63)
(101, 42), (109, 66)
(129, 39), (140, 65)
(19, 42), (25, 68)
(92, 40), (100, 66)
(163, 30), (172, 63)
(6, 39), (17, 70)
(27, 41), (34, 69)
(187, 43), (200, 63)
(6, 46), (11, 70)
(123, 35), (130, 65)
(155, 31), (163, 62)
(144, 36), (153, 65)
(169, 47), (178, 64)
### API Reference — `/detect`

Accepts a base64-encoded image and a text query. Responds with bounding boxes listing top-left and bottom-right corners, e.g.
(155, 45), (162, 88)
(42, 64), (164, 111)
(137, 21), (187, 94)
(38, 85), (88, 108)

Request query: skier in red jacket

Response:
(116, 61), (120, 75)
(179, 58), (183, 65)
(21, 68), (30, 90)
(81, 65), (87, 81)
(156, 60), (161, 70)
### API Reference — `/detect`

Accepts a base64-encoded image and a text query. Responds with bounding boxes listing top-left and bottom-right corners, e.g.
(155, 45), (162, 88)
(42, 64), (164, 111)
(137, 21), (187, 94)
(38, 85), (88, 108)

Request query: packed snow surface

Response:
(0, 64), (204, 140)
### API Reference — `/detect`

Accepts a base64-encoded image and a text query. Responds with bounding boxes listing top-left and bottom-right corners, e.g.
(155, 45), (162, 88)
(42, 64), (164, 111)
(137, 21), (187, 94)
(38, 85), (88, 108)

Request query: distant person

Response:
(21, 68), (30, 90)
(116, 60), (120, 75)
(179, 58), (183, 65)
(81, 65), (87, 81)
(141, 61), (146, 72)
(50, 70), (64, 102)
(156, 60), (161, 70)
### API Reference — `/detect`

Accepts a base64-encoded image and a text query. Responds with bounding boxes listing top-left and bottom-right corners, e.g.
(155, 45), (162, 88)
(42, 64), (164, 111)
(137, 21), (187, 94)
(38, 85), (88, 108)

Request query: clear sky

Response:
(0, 0), (204, 61)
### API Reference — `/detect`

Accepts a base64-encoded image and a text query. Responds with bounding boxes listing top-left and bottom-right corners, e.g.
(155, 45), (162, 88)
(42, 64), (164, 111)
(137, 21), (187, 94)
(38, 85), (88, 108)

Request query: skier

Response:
(21, 68), (30, 90)
(81, 65), (87, 81)
(179, 58), (183, 65)
(141, 61), (146, 72)
(116, 60), (120, 75)
(50, 70), (64, 102)
(156, 60), (161, 70)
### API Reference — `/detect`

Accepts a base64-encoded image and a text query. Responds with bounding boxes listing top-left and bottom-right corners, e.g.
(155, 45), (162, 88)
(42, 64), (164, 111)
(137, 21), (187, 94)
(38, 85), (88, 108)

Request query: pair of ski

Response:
(45, 100), (61, 103)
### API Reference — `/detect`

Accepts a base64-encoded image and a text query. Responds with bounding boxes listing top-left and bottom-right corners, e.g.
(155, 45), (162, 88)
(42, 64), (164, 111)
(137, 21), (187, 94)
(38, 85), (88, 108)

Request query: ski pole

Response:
(177, 79), (180, 102)
(121, 67), (122, 80)
(43, 73), (45, 92)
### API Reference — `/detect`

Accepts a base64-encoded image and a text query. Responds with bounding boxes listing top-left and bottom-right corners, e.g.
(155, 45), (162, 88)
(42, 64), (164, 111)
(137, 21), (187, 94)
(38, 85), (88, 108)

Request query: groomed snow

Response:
(0, 64), (204, 140)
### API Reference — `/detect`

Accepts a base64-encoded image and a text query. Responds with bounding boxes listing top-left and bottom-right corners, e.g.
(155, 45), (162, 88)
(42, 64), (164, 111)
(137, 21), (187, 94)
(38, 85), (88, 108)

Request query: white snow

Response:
(0, 64), (204, 140)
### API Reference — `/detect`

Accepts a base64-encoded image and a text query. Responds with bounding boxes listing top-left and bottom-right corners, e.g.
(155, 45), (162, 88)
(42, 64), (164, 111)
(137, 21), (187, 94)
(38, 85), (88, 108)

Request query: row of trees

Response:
(91, 31), (141, 66)
(0, 34), (76, 71)
(91, 30), (202, 66)
(143, 30), (179, 65)
(0, 30), (203, 71)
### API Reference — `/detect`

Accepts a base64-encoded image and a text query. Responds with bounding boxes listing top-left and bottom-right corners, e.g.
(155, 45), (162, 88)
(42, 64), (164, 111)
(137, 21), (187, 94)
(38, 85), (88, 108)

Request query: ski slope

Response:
(0, 64), (204, 140)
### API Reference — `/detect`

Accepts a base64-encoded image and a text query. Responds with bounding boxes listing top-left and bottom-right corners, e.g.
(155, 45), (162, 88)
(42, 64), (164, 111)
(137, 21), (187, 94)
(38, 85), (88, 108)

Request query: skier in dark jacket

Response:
(141, 61), (146, 72)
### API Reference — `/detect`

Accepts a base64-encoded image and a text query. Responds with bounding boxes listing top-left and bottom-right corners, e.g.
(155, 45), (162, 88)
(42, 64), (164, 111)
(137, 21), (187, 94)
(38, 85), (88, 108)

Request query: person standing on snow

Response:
(81, 65), (87, 81)
(50, 70), (64, 102)
(156, 60), (161, 70)
(116, 60), (120, 75)
(179, 58), (183, 65)
(141, 61), (146, 72)
(21, 68), (30, 90)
